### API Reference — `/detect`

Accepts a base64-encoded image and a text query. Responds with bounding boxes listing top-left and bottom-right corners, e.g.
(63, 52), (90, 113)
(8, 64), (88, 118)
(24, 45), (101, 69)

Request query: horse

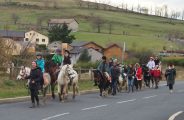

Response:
(93, 70), (111, 97)
(17, 66), (31, 87)
(57, 64), (79, 102)
(44, 61), (58, 99)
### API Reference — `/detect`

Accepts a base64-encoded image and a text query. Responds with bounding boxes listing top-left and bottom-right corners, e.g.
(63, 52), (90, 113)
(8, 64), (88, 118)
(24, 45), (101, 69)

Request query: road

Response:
(1, 81), (184, 120)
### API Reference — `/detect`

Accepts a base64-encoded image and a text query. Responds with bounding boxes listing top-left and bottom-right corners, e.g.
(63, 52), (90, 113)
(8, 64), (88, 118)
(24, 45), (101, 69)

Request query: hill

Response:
(0, 0), (183, 51)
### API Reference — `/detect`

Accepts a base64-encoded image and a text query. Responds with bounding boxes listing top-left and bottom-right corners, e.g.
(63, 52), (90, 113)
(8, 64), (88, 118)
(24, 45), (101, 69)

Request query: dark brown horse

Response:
(93, 70), (111, 96)
(45, 61), (58, 99)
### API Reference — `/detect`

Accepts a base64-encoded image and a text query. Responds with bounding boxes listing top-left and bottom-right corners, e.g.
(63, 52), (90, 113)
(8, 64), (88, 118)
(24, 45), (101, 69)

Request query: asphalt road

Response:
(1, 81), (184, 120)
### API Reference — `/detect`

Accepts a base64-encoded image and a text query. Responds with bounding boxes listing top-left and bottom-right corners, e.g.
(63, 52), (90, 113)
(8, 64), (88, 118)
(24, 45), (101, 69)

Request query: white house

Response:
(24, 30), (49, 46)
(47, 41), (62, 53)
(48, 18), (79, 32)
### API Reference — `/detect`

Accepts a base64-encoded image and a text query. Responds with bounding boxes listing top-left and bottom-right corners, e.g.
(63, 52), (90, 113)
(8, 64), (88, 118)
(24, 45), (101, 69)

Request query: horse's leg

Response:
(58, 84), (62, 101)
(51, 83), (55, 99)
(72, 83), (76, 99)
(98, 83), (102, 96)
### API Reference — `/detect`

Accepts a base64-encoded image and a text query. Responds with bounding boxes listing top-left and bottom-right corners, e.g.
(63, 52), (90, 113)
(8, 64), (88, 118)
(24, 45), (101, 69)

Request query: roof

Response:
(48, 18), (78, 24)
(70, 47), (85, 54)
(70, 41), (89, 47)
(0, 30), (25, 38)
(105, 44), (122, 50)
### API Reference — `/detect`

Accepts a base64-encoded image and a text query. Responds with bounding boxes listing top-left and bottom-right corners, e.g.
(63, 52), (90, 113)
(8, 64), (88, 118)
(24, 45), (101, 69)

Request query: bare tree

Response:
(11, 13), (20, 25)
(92, 17), (104, 33)
(182, 10), (184, 20)
(43, 0), (49, 8)
(108, 22), (113, 34)
(76, 0), (83, 8)
(53, 0), (58, 9)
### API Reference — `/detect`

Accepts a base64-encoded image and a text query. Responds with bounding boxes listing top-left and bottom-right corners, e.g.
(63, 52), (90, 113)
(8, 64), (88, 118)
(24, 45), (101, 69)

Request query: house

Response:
(24, 30), (49, 46)
(16, 41), (36, 54)
(0, 30), (25, 41)
(70, 47), (102, 64)
(48, 18), (79, 32)
(70, 41), (104, 52)
(103, 44), (123, 61)
(87, 48), (103, 62)
(48, 41), (62, 53)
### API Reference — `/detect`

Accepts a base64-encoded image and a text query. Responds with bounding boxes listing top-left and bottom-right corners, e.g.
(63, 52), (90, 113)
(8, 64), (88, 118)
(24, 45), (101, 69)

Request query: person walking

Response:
(127, 64), (135, 93)
(165, 64), (176, 93)
(25, 61), (43, 108)
(110, 59), (120, 95)
(135, 63), (143, 90)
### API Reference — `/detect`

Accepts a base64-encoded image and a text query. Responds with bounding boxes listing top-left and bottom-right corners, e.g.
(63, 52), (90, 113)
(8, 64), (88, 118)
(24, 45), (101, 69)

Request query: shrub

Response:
(74, 61), (99, 69)
(3, 80), (16, 87)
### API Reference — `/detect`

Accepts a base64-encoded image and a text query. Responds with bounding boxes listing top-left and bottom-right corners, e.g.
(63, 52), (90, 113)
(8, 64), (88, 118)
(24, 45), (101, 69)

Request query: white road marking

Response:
(82, 104), (108, 111)
(117, 99), (136, 104)
(177, 89), (184, 93)
(168, 111), (183, 120)
(143, 95), (157, 99)
(42, 112), (70, 120)
(160, 84), (167, 87)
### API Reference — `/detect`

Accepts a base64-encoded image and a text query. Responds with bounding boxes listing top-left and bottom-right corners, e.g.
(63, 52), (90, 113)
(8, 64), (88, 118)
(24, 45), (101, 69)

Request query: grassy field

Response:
(0, 0), (183, 51)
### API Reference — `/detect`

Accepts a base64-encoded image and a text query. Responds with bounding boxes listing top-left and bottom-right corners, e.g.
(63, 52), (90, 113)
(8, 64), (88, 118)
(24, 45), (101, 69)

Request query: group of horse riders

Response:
(25, 48), (72, 108)
(96, 55), (176, 96)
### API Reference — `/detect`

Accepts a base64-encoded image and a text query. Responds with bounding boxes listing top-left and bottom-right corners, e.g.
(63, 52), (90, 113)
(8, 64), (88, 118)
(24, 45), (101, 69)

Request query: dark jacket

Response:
(63, 56), (71, 65)
(127, 66), (134, 80)
(26, 67), (43, 89)
(110, 65), (120, 81)
(165, 68), (176, 85)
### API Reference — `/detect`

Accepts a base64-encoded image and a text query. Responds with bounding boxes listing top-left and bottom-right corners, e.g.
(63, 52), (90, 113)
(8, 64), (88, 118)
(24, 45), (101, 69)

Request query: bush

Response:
(162, 57), (184, 66)
(3, 80), (16, 87)
(74, 61), (99, 69)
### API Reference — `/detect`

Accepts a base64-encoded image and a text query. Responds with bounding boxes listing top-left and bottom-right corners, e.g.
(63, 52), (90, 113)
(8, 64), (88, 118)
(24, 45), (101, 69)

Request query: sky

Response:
(83, 0), (184, 16)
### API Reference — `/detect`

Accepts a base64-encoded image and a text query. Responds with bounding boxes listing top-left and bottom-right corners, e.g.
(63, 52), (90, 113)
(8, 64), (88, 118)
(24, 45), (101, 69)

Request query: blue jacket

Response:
(97, 61), (110, 74)
(36, 59), (45, 73)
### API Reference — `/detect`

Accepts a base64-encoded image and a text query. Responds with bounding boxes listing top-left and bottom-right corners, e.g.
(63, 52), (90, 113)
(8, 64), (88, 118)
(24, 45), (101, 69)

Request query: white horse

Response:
(17, 66), (31, 80)
(57, 64), (79, 102)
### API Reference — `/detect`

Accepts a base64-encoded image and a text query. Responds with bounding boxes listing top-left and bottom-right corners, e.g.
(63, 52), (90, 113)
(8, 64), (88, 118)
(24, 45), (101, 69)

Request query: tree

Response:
(182, 10), (184, 20)
(48, 23), (76, 43)
(108, 22), (113, 34)
(76, 0), (83, 8)
(78, 49), (91, 62)
(11, 13), (19, 25)
(92, 17), (104, 33)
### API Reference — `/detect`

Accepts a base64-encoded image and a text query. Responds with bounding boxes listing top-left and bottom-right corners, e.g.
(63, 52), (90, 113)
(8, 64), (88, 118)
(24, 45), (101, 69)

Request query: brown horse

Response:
(45, 61), (58, 99)
(93, 70), (111, 97)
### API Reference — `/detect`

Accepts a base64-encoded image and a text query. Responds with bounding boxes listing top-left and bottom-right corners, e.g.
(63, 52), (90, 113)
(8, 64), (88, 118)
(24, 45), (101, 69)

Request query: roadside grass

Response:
(0, 75), (97, 99)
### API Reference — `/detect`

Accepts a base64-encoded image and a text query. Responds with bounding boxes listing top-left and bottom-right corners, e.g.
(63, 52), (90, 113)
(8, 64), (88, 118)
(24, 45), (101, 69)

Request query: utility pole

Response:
(122, 42), (125, 64)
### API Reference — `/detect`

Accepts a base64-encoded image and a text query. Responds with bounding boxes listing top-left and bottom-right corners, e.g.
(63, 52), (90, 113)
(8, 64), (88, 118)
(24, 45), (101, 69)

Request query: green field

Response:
(0, 0), (183, 51)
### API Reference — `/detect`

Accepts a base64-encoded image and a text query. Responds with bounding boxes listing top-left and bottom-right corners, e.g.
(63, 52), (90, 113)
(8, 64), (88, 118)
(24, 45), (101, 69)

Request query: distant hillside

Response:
(0, 0), (183, 51)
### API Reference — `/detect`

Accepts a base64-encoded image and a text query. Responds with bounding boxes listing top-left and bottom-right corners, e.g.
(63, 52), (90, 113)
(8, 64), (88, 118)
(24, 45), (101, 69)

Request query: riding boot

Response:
(37, 101), (40, 107)
(58, 93), (62, 101)
(52, 92), (55, 99)
(29, 103), (35, 108)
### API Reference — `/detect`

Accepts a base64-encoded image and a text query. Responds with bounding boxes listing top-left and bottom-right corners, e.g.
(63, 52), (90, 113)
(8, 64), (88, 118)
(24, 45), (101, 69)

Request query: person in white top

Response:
(146, 57), (155, 70)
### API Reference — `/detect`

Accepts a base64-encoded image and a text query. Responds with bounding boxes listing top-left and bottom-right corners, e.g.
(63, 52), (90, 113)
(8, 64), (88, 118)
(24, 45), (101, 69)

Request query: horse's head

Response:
(17, 66), (26, 80)
(65, 64), (73, 75)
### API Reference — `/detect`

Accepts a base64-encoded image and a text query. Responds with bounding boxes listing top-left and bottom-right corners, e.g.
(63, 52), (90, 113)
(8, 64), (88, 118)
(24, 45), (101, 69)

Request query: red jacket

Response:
(136, 67), (142, 80)
(153, 69), (161, 78)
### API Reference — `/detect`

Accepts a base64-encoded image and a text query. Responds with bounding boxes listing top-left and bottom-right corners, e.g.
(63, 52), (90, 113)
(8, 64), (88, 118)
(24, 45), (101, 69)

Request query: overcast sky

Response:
(84, 0), (184, 13)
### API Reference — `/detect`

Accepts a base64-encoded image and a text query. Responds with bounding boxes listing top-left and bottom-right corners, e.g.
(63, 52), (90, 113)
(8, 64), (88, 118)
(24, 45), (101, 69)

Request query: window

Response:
(36, 38), (39, 42)
(25, 38), (29, 41)
(54, 46), (57, 48)
(42, 39), (45, 42)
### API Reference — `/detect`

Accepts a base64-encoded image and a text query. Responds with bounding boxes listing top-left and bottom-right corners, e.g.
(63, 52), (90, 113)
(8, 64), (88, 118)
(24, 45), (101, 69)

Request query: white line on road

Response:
(143, 95), (157, 99)
(168, 111), (183, 120)
(82, 104), (108, 111)
(42, 112), (70, 120)
(160, 84), (167, 87)
(117, 99), (136, 104)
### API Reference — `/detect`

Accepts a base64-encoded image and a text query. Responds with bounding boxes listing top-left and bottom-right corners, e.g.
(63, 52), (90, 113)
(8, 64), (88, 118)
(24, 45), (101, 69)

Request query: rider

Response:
(110, 59), (120, 95)
(52, 48), (63, 68)
(97, 56), (110, 81)
(36, 52), (45, 73)
(146, 57), (155, 87)
(63, 50), (73, 86)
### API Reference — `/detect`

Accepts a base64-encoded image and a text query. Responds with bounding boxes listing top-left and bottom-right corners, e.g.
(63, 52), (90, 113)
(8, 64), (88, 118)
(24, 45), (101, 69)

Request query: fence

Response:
(0, 66), (95, 81)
